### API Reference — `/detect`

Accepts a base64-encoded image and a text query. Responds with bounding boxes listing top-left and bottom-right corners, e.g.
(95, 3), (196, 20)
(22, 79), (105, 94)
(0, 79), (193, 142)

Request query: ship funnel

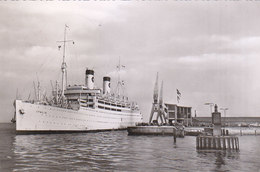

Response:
(85, 69), (94, 89)
(103, 76), (111, 94)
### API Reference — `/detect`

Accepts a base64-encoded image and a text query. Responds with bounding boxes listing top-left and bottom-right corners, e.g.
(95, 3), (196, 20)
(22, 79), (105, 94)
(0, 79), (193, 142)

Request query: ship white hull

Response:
(15, 100), (142, 133)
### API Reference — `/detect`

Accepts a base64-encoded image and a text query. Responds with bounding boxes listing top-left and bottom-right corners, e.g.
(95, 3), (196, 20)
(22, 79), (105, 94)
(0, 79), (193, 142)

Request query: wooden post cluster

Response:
(196, 136), (239, 150)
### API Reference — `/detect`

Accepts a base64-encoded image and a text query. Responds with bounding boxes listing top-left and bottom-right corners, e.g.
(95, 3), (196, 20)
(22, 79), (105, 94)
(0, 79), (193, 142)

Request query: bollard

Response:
(240, 130), (242, 136)
(255, 130), (257, 136)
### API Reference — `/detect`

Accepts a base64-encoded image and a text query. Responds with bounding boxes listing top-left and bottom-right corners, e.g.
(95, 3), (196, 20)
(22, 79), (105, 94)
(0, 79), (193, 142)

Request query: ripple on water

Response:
(0, 127), (257, 172)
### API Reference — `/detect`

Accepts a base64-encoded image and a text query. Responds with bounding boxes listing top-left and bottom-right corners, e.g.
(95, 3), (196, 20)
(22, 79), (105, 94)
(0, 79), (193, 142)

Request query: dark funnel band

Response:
(103, 77), (111, 81)
(86, 69), (94, 75)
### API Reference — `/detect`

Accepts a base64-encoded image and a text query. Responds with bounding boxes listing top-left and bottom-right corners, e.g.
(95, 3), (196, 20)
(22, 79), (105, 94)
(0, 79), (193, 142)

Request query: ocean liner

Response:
(13, 26), (143, 133)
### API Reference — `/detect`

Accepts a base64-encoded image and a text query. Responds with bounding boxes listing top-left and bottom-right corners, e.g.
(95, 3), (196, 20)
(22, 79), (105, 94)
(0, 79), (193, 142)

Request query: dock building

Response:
(165, 103), (192, 126)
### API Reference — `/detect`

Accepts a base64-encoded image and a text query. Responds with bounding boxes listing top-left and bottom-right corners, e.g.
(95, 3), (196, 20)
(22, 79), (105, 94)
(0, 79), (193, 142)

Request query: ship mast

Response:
(61, 25), (68, 98)
(58, 25), (74, 99)
(116, 58), (125, 96)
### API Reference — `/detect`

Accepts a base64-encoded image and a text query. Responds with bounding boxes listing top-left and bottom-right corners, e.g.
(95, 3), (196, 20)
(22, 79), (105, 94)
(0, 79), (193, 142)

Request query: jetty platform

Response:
(127, 126), (184, 137)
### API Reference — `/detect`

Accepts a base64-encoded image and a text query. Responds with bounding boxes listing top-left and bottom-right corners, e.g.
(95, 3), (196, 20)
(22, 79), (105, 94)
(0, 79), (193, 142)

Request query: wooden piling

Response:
(237, 137), (239, 150)
(236, 138), (238, 150)
(203, 137), (206, 149)
(199, 136), (203, 149)
(231, 137), (234, 149)
(208, 137), (212, 149)
(196, 136), (199, 149)
(223, 137), (226, 150)
(217, 137), (221, 149)
(213, 137), (216, 149)
(227, 137), (231, 149)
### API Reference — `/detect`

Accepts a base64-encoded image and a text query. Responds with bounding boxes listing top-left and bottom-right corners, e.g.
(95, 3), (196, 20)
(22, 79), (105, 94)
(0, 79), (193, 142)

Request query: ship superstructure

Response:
(14, 26), (143, 133)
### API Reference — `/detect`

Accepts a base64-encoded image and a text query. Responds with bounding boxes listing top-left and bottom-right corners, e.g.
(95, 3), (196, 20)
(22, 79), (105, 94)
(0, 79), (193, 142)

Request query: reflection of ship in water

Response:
(13, 26), (142, 133)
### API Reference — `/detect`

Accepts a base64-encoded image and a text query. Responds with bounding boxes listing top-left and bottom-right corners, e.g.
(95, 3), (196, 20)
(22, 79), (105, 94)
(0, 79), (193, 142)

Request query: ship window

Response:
(116, 109), (121, 112)
(111, 104), (116, 106)
(111, 108), (117, 111)
(105, 107), (110, 110)
(105, 102), (110, 105)
(98, 106), (104, 109)
(117, 105), (122, 107)
(98, 101), (104, 104)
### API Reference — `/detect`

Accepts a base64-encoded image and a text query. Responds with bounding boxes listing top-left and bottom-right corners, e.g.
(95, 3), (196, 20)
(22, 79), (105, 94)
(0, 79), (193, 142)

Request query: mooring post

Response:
(240, 129), (242, 136)
(255, 130), (257, 136)
(173, 128), (176, 144)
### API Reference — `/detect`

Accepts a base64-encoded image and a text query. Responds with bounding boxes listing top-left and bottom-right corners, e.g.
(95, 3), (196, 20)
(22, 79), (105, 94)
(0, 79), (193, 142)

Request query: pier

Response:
(127, 126), (185, 137)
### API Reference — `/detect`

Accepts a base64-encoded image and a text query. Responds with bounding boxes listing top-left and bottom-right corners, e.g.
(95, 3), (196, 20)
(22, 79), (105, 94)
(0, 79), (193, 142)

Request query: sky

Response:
(1, 1), (260, 122)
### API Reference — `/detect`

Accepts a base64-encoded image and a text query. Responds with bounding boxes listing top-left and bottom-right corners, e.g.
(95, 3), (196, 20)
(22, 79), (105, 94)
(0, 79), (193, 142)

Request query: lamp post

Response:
(204, 103), (214, 114)
(220, 108), (228, 129)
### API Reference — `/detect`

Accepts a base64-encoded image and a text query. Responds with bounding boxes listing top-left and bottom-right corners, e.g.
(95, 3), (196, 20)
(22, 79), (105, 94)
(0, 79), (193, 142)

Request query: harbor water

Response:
(1, 123), (260, 172)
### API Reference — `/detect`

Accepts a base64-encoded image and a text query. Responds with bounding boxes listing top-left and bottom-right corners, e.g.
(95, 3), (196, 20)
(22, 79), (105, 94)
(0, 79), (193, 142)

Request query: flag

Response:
(177, 89), (181, 97)
(177, 89), (181, 103)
